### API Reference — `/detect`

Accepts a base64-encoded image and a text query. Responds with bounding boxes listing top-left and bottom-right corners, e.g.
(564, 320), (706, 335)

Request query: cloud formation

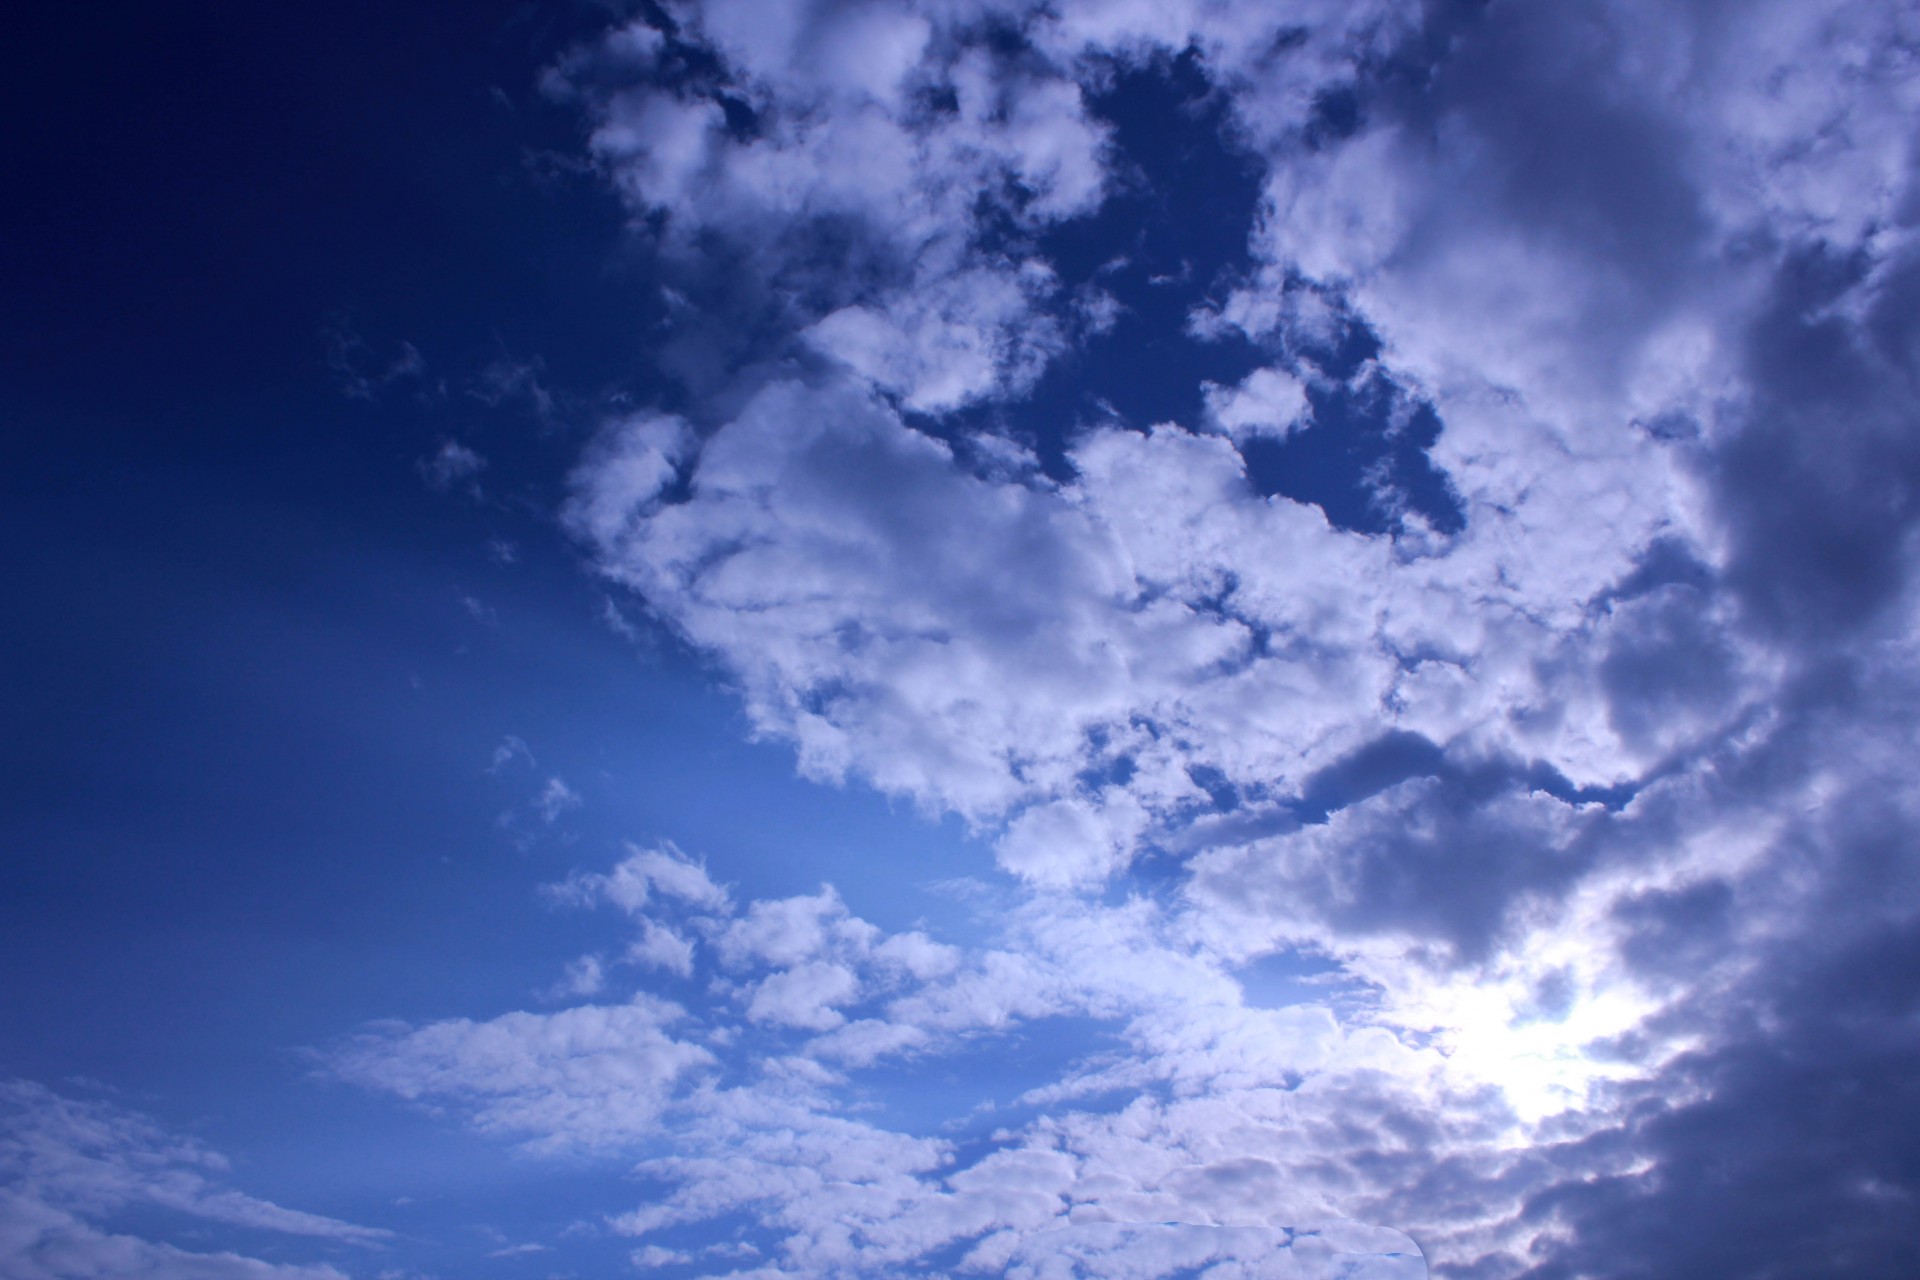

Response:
(341, 0), (1920, 1275)
(327, 846), (1432, 1276)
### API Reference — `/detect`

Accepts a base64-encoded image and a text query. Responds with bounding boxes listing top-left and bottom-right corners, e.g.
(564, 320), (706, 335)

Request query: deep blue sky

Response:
(1, 7), (988, 1269)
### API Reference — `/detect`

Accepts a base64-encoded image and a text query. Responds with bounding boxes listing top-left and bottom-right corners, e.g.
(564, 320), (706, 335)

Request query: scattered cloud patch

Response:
(535, 776), (582, 824)
(418, 440), (486, 497)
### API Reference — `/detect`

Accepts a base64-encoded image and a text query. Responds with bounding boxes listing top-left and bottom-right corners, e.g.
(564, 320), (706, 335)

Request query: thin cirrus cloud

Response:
(311, 0), (1920, 1277)
(0, 1079), (385, 1280)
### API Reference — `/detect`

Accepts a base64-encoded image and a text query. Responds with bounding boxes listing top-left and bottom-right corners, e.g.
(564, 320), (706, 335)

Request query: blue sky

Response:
(5, 2), (1920, 1277)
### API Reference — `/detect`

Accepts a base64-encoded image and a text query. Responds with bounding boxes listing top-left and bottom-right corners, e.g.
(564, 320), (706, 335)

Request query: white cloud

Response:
(872, 930), (960, 981)
(562, 414), (696, 552)
(805, 260), (1065, 413)
(630, 1243), (690, 1268)
(548, 841), (730, 916)
(627, 918), (697, 978)
(550, 954), (606, 999)
(573, 367), (1721, 878)
(487, 734), (533, 774)
(745, 961), (861, 1030)
(552, 2), (1116, 411)
(994, 793), (1146, 887)
(326, 997), (714, 1154)
(0, 1203), (356, 1280)
(716, 887), (875, 970)
(335, 843), (1466, 1270)
(1203, 366), (1311, 441)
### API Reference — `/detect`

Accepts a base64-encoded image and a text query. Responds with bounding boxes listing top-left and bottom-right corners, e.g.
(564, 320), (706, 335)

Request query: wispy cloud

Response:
(324, 317), (428, 403)
(0, 1079), (385, 1279)
(534, 776), (582, 824)
(419, 439), (487, 498)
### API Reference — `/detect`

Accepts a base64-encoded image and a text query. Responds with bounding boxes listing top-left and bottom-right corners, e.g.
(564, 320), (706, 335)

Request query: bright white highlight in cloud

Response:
(806, 261), (1066, 414)
(1204, 367), (1310, 441)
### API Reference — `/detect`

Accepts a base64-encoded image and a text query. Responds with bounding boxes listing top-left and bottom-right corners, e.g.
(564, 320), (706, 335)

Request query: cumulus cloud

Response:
(805, 260), (1067, 413)
(1203, 367), (1310, 442)
(627, 918), (698, 978)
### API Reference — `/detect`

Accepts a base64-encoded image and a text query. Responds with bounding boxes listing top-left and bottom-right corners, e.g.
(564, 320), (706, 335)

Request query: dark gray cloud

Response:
(1717, 241), (1920, 639)
(1598, 583), (1742, 752)
(1520, 906), (1920, 1278)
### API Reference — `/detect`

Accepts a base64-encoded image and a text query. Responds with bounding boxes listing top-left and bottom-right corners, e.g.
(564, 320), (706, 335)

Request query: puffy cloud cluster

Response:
(569, 369), (1755, 883)
(351, 0), (1920, 1275)
(546, 0), (1119, 410)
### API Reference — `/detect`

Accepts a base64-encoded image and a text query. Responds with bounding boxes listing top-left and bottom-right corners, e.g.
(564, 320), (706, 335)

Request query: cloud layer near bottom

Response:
(0, 1080), (381, 1280)
(327, 847), (1443, 1276)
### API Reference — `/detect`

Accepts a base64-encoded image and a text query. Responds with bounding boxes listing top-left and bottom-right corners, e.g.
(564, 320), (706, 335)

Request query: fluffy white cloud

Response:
(327, 997), (714, 1155)
(716, 887), (875, 970)
(1203, 367), (1310, 442)
(994, 793), (1146, 887)
(550, 0), (1118, 411)
(569, 365), (1746, 881)
(805, 260), (1066, 413)
(628, 918), (698, 977)
(549, 841), (731, 916)
(745, 961), (862, 1030)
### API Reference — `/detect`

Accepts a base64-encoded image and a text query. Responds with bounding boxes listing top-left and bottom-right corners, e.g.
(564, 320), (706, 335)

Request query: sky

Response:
(4, 1), (1920, 1277)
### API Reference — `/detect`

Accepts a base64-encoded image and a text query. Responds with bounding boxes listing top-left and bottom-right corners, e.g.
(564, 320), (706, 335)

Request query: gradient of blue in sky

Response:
(5, 2), (1920, 1278)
